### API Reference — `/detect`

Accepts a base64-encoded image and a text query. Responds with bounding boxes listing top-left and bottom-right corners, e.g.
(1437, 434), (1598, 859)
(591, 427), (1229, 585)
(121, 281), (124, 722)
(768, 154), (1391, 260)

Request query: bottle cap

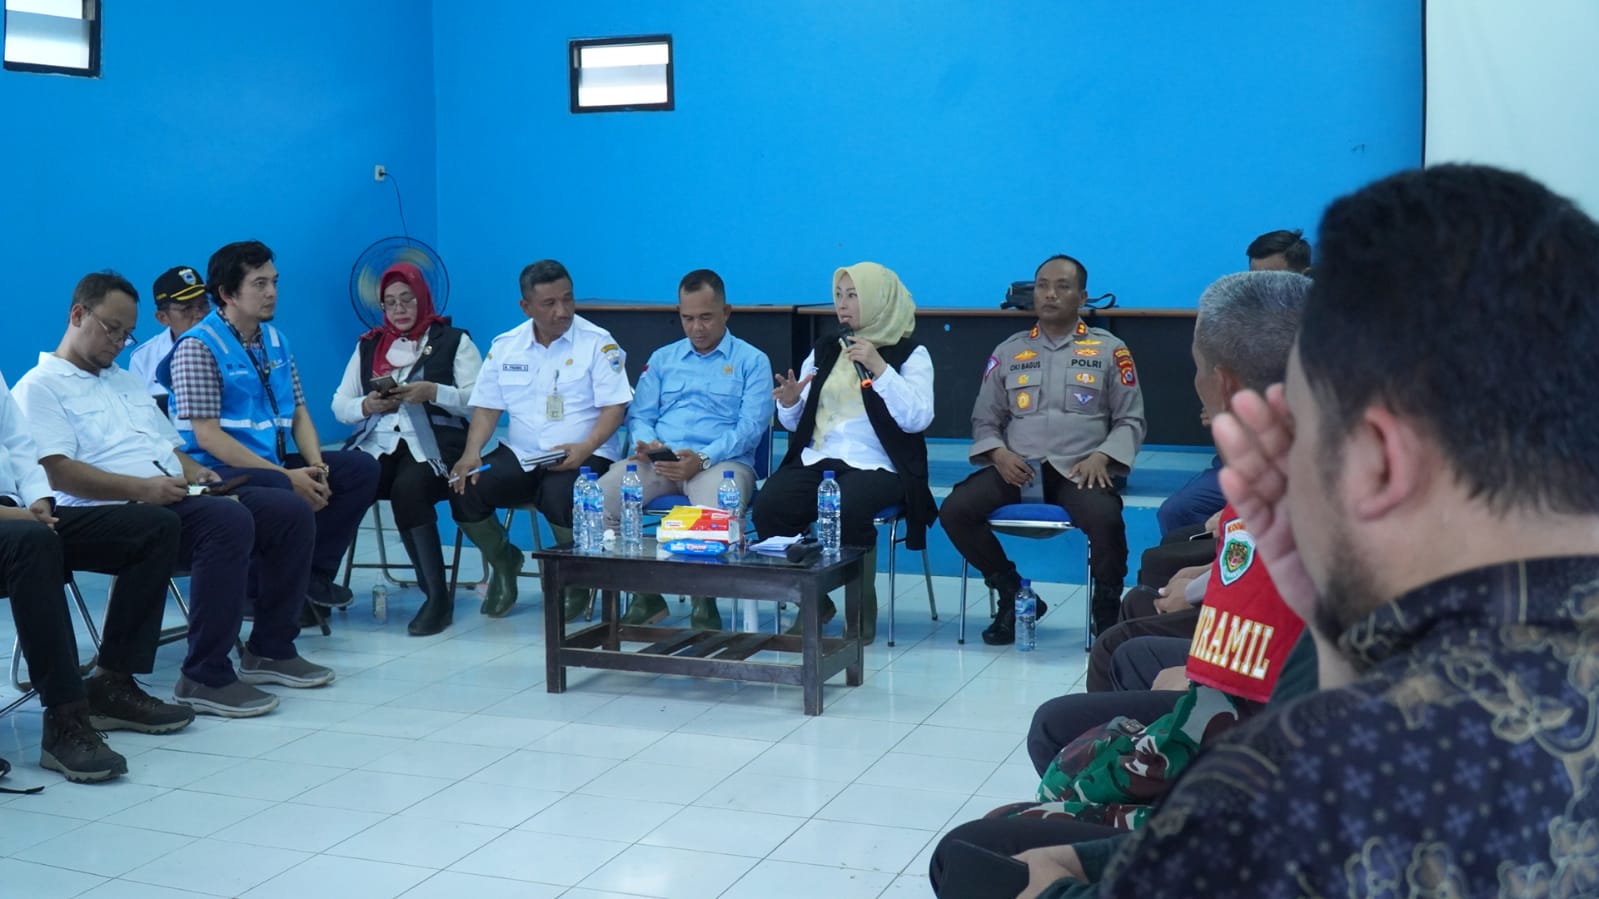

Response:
(627, 463), (638, 472)
(579, 466), (592, 474)
(823, 470), (836, 479)
(1020, 578), (1031, 588)
(723, 470), (734, 478)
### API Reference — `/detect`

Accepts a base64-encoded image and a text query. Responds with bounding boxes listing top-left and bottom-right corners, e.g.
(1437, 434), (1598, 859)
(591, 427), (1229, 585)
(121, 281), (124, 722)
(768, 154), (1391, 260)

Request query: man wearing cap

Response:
(16, 270), (323, 716)
(938, 254), (1145, 644)
(127, 265), (211, 415)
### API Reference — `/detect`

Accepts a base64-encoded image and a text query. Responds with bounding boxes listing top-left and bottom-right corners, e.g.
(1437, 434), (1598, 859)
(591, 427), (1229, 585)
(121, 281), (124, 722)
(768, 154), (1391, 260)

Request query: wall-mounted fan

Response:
(348, 237), (450, 329)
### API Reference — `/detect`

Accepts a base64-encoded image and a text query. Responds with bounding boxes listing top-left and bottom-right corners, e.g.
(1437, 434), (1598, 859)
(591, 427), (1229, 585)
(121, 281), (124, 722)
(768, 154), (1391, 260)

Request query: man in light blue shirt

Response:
(598, 269), (774, 628)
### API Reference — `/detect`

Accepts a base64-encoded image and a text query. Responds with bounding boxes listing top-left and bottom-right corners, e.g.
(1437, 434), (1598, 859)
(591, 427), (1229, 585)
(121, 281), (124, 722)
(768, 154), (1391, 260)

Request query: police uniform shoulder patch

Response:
(1028, 325), (1040, 339)
(1113, 346), (1137, 386)
(983, 355), (998, 381)
(1074, 321), (1088, 337)
(1218, 519), (1256, 586)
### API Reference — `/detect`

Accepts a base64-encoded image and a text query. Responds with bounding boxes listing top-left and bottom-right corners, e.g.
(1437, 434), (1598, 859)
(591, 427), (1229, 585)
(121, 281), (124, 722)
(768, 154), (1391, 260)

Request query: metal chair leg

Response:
(958, 559), (970, 644)
(887, 518), (900, 647)
(921, 548), (937, 621)
(13, 578), (102, 692)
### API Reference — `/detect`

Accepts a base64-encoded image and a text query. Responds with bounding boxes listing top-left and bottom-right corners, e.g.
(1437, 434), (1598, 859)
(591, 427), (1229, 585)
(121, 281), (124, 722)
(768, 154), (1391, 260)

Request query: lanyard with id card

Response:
(546, 368), (563, 421)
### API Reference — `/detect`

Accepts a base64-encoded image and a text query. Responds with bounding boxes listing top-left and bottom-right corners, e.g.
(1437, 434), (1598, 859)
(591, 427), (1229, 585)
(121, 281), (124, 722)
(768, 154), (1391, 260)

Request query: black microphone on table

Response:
(837, 325), (874, 389)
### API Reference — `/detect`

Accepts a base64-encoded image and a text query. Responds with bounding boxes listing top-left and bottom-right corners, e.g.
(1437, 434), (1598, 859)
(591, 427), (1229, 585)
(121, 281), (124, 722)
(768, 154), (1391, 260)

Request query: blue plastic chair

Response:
(957, 503), (1093, 650)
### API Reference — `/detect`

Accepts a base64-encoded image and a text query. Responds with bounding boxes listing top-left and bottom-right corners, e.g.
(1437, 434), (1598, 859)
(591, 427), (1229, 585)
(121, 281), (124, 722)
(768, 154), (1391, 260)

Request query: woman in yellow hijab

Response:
(751, 262), (938, 643)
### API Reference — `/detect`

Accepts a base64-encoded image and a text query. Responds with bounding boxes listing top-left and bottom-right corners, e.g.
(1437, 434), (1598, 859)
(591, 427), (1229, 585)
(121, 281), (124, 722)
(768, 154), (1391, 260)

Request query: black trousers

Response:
(1086, 586), (1201, 692)
(750, 459), (904, 548)
(1026, 688), (1184, 775)
(929, 816), (1120, 898)
(0, 503), (180, 707)
(1110, 636), (1192, 691)
(1135, 523), (1215, 588)
(374, 441), (471, 531)
(454, 444), (611, 529)
(939, 463), (1127, 588)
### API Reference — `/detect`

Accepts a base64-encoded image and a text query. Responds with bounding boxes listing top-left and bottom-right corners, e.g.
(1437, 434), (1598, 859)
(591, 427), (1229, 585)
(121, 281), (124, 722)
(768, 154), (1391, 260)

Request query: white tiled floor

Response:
(0, 534), (1092, 898)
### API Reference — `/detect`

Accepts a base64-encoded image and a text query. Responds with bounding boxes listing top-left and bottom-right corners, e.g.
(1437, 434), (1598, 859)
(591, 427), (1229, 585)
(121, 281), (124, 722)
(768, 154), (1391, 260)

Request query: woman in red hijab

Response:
(331, 263), (509, 635)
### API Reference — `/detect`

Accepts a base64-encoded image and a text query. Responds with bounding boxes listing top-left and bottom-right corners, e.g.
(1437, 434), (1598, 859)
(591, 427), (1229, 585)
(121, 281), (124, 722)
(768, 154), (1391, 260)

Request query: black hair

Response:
(72, 271), (139, 312)
(1034, 254), (1088, 291)
(1246, 229), (1312, 272)
(1300, 164), (1599, 515)
(678, 268), (726, 301)
(207, 240), (275, 307)
(519, 259), (572, 295)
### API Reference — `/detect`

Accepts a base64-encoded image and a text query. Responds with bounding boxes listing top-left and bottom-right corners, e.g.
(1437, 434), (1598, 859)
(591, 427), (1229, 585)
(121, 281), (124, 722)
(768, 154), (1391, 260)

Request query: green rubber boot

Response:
(621, 593), (671, 625)
(690, 597), (723, 630)
(460, 517), (523, 618)
(549, 526), (594, 622)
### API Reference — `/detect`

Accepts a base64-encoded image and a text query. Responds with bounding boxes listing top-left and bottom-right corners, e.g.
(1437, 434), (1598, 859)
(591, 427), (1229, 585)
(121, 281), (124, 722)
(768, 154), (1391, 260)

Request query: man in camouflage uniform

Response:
(939, 254), (1145, 644)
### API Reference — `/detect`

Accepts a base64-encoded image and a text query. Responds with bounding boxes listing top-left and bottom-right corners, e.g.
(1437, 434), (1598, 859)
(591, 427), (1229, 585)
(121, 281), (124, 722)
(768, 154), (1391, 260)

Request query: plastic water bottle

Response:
(817, 470), (841, 557)
(572, 466), (593, 551)
(1015, 579), (1039, 652)
(583, 471), (605, 553)
(371, 583), (387, 624)
(620, 464), (644, 551)
(717, 470), (743, 548)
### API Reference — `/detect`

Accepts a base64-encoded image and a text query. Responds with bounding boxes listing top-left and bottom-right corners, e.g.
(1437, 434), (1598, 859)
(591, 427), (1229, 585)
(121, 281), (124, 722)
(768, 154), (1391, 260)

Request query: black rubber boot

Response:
(981, 569), (1024, 645)
(1090, 580), (1124, 638)
(402, 525), (454, 636)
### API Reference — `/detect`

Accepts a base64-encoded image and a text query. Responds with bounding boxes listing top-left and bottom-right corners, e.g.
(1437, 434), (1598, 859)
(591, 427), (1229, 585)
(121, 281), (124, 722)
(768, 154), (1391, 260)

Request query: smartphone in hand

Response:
(370, 375), (398, 394)
(646, 447), (679, 463)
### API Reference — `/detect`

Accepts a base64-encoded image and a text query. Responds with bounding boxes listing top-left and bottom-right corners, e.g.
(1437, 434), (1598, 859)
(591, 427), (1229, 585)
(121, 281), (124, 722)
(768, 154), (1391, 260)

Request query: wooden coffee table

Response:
(536, 539), (867, 715)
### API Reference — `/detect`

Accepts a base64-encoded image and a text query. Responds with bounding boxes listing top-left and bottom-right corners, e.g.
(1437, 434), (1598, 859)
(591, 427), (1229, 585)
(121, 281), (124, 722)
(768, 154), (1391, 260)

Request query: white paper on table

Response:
(749, 534), (804, 555)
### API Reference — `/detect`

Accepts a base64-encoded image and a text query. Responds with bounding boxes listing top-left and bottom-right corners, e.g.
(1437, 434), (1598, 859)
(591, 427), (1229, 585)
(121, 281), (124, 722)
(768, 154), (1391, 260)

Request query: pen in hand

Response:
(447, 463), (492, 484)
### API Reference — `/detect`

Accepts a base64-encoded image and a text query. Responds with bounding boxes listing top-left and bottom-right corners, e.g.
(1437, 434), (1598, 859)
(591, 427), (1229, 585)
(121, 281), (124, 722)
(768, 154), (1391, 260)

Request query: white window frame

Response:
(3, 0), (100, 77)
(569, 34), (674, 113)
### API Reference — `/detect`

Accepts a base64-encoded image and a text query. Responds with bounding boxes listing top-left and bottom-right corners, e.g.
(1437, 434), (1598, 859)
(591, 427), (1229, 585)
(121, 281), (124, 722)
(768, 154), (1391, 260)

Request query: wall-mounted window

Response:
(4, 0), (100, 77)
(569, 35), (672, 113)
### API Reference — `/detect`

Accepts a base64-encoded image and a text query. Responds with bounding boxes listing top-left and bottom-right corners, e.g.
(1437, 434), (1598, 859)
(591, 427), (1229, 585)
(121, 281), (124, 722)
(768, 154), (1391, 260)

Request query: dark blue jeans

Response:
(171, 490), (313, 684)
(215, 450), (380, 580)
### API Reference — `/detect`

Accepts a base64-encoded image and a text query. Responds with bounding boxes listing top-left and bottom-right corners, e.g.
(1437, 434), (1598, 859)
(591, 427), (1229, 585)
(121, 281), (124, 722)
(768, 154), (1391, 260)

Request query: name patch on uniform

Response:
(501, 363), (529, 372)
(1013, 350), (1038, 362)
(1074, 372), (1098, 385)
(1011, 360), (1042, 371)
(1068, 358), (1102, 370)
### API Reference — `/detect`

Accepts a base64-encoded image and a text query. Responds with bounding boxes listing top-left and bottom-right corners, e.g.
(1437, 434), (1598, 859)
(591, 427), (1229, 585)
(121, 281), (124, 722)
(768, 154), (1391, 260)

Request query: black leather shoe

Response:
(982, 597), (1047, 645)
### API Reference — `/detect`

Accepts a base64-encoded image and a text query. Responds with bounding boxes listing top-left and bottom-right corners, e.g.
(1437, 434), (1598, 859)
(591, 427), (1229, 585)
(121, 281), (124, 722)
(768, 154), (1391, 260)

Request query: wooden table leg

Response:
(543, 560), (566, 693)
(845, 559), (864, 687)
(603, 589), (621, 651)
(801, 583), (823, 715)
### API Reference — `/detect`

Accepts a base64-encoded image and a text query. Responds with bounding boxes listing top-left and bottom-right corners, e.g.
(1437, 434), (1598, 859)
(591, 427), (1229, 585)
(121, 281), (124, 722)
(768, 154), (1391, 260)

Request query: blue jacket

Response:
(159, 310), (295, 467)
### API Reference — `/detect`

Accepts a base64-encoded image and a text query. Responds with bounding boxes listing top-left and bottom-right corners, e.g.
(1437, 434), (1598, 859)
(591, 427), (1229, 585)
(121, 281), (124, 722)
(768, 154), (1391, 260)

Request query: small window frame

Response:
(3, 0), (102, 78)
(568, 34), (674, 114)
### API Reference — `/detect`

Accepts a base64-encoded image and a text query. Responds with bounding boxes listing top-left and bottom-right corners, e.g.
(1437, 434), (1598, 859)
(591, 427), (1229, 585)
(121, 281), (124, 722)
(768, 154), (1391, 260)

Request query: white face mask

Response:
(385, 337), (421, 369)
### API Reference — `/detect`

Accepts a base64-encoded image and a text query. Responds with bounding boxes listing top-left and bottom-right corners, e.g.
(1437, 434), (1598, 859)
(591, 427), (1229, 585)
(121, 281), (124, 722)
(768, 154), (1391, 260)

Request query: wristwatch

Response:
(695, 452), (711, 471)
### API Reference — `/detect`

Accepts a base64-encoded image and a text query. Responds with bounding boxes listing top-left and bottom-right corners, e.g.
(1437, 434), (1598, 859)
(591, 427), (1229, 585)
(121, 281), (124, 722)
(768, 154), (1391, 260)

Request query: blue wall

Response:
(433, 1), (1421, 317)
(0, 1), (438, 436)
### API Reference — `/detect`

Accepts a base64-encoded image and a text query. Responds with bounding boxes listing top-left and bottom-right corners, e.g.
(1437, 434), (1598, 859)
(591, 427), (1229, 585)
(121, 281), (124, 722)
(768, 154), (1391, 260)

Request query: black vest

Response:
(782, 336), (938, 550)
(354, 323), (470, 464)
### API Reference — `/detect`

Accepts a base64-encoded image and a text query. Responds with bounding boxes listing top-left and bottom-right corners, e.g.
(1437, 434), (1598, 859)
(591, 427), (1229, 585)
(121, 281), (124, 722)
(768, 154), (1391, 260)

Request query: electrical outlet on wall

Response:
(374, 164), (387, 182)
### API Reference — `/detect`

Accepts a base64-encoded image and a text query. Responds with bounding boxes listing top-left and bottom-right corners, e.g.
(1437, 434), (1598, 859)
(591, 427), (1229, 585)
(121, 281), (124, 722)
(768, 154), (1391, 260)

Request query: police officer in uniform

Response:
(938, 254), (1145, 644)
(449, 259), (632, 620)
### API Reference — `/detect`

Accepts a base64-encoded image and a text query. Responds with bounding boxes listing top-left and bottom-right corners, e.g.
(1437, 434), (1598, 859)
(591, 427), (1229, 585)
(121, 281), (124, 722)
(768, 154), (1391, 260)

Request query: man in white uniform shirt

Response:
(14, 271), (330, 721)
(125, 265), (210, 414)
(450, 259), (632, 618)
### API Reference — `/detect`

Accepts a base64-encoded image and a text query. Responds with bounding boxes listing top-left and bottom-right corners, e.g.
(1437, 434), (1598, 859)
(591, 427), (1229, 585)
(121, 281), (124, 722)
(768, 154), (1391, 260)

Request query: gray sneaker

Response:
(238, 648), (335, 688)
(174, 675), (281, 718)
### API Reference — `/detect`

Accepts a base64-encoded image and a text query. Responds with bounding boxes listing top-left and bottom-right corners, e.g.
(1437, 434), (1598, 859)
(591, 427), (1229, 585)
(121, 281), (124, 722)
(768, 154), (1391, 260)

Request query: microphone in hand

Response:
(838, 326), (874, 388)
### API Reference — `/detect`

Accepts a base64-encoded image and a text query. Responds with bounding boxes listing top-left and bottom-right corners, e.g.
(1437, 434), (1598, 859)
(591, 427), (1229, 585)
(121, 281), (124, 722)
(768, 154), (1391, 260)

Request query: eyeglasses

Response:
(88, 311), (138, 348)
(381, 295), (419, 311)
